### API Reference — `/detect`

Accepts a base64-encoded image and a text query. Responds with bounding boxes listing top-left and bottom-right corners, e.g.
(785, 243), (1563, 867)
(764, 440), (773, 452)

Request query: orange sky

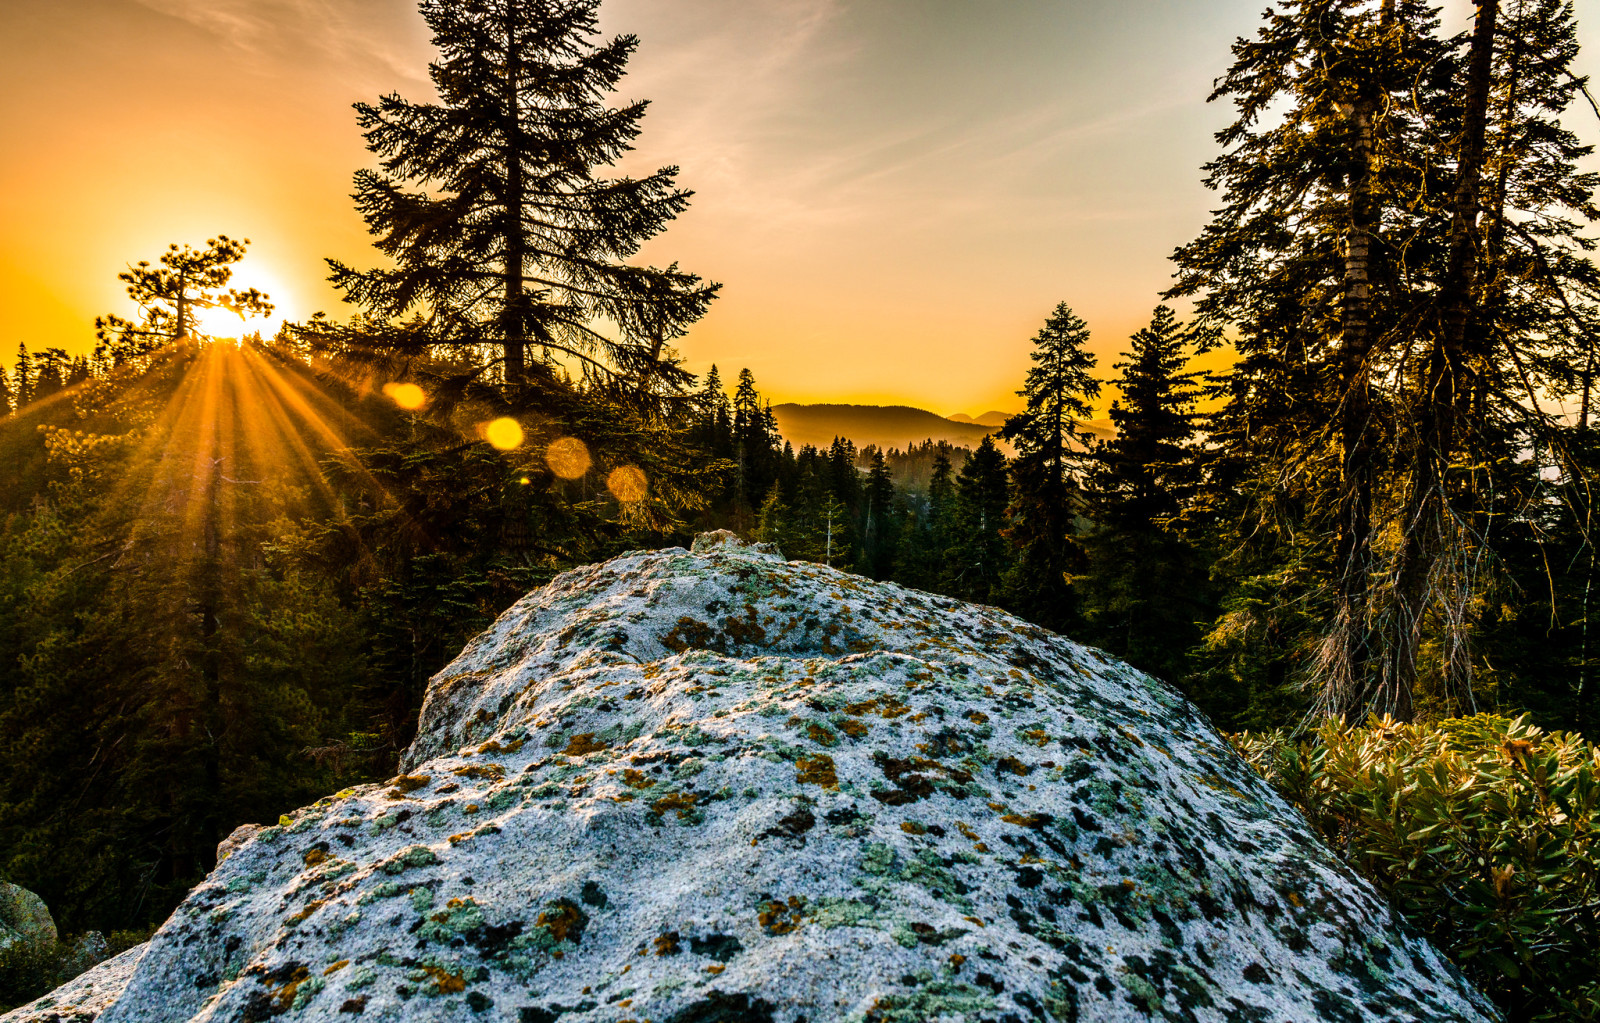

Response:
(4, 0), (1597, 415)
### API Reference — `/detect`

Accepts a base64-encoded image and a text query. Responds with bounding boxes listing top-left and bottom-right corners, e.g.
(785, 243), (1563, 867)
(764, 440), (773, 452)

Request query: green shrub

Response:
(1232, 714), (1600, 1021)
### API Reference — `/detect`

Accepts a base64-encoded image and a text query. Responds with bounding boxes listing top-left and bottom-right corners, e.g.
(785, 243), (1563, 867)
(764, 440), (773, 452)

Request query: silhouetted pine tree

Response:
(1000, 302), (1099, 630)
(328, 0), (718, 385)
(946, 436), (1011, 606)
(858, 449), (899, 578)
(12, 344), (30, 410)
(1081, 306), (1212, 684)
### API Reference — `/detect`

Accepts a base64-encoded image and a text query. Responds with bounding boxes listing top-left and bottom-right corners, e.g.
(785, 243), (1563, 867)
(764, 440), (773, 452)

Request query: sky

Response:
(3, 0), (1598, 415)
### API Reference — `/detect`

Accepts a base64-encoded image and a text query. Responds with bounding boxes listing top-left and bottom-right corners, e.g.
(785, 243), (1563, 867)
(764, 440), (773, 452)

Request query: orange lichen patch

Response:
(955, 822), (981, 842)
(758, 896), (806, 935)
(1003, 813), (1049, 830)
(448, 832), (473, 845)
(386, 774), (432, 798)
(837, 719), (869, 739)
(987, 802), (1008, 813)
(303, 847), (329, 867)
(622, 769), (655, 790)
(705, 964), (726, 975)
(452, 764), (505, 781)
(663, 616), (714, 653)
(807, 723), (838, 748)
(900, 821), (928, 835)
(537, 900), (586, 944)
(417, 964), (466, 995)
(262, 965), (311, 1012)
(652, 792), (701, 820)
(563, 733), (609, 757)
(1022, 729), (1052, 747)
(287, 899), (326, 926)
(795, 754), (838, 789)
(1287, 891), (1305, 908)
(463, 804), (480, 814)
(962, 916), (986, 927)
(323, 960), (349, 976)
(653, 931), (682, 956)
(843, 695), (911, 719)
(477, 738), (525, 755)
(949, 953), (966, 969)
(996, 757), (1034, 777)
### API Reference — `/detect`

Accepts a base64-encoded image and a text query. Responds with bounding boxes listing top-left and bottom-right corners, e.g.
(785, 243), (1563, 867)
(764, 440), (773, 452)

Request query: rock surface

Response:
(2, 943), (144, 1022)
(0, 883), (55, 957)
(9, 537), (1495, 1022)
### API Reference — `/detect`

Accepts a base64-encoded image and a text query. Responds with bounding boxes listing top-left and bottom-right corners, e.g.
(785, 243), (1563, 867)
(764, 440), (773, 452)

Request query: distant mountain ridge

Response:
(771, 404), (995, 451)
(770, 403), (1113, 452)
(947, 410), (1012, 427)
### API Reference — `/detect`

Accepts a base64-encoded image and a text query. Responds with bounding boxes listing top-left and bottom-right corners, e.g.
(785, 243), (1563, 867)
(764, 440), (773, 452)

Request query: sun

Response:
(193, 264), (292, 339)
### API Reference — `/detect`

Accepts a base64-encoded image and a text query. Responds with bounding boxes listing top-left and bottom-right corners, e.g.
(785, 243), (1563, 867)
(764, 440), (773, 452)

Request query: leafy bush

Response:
(1232, 715), (1600, 1021)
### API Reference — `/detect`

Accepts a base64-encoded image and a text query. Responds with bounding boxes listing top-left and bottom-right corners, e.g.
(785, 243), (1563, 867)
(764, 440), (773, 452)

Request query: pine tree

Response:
(0, 358), (15, 417)
(1092, 307), (1209, 528)
(12, 344), (30, 411)
(95, 236), (272, 358)
(1000, 302), (1100, 630)
(696, 365), (731, 455)
(1081, 306), (1212, 683)
(858, 449), (899, 578)
(1172, 0), (1600, 721)
(327, 0), (719, 384)
(946, 436), (1011, 606)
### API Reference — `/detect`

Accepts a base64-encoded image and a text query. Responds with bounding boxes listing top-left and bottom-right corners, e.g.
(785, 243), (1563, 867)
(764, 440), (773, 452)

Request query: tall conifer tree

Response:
(1001, 302), (1100, 629)
(1083, 306), (1211, 683)
(329, 0), (719, 384)
(947, 436), (1012, 606)
(1173, 0), (1600, 720)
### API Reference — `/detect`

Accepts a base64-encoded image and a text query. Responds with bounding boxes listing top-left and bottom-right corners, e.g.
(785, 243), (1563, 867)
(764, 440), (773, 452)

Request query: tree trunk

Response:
(1386, 0), (1499, 716)
(502, 0), (527, 383)
(1331, 88), (1379, 717)
(1328, 0), (1396, 718)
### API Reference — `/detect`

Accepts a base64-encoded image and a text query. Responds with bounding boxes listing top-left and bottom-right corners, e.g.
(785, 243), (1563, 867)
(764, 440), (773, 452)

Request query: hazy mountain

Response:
(948, 410), (1013, 427)
(771, 404), (997, 451)
(771, 403), (1114, 452)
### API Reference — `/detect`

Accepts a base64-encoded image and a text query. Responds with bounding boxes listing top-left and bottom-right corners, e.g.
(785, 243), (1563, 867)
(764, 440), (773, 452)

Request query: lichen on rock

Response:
(0, 883), (56, 958)
(5, 534), (1497, 1021)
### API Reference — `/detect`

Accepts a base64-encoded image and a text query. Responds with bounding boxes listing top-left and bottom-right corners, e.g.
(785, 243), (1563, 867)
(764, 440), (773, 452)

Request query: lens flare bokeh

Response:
(483, 417), (525, 450)
(545, 437), (591, 479)
(606, 465), (648, 503)
(382, 382), (427, 410)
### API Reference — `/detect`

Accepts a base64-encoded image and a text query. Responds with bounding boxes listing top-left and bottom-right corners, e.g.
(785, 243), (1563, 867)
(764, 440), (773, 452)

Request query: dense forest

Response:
(3, 0), (1600, 1018)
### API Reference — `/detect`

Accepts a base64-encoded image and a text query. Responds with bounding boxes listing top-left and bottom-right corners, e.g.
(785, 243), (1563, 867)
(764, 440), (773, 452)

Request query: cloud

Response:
(132, 0), (430, 87)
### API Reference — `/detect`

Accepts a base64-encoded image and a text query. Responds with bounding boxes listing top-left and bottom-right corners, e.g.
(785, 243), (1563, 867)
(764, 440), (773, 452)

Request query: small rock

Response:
(690, 530), (783, 560)
(60, 931), (108, 977)
(0, 883), (55, 957)
(215, 823), (261, 865)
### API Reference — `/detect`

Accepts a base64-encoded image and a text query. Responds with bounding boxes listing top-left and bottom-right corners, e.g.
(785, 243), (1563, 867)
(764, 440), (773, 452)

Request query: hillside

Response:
(772, 403), (1113, 453)
(770, 403), (995, 451)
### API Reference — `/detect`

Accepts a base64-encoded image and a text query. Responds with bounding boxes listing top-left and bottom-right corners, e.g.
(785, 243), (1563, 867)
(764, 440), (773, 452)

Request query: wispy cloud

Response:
(133, 0), (430, 87)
